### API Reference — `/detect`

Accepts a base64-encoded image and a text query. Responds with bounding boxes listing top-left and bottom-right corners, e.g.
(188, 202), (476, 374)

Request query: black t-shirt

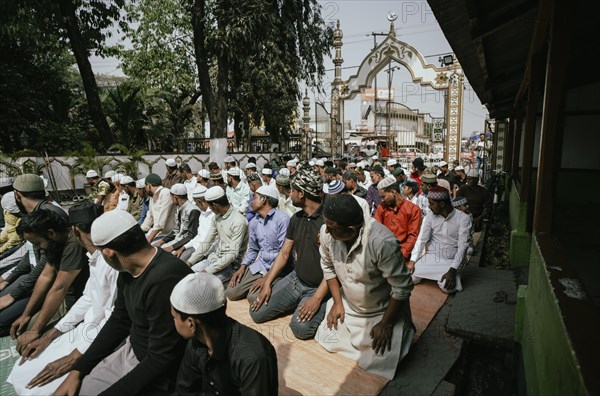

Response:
(176, 318), (278, 396)
(75, 249), (193, 395)
(286, 205), (324, 287)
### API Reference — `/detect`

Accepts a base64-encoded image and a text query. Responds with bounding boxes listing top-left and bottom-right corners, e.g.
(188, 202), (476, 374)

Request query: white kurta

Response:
(410, 208), (471, 292)
(316, 217), (415, 380)
(8, 251), (118, 395)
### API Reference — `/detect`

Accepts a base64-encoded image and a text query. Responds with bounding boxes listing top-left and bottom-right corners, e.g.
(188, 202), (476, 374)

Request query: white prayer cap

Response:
(316, 160), (325, 167)
(439, 161), (448, 167)
(120, 176), (134, 185)
(1, 192), (19, 214)
(198, 169), (211, 179)
(91, 210), (138, 246)
(205, 186), (225, 202)
(245, 163), (256, 170)
(286, 160), (297, 168)
(165, 158), (177, 167)
(377, 176), (397, 191)
(308, 161), (315, 166)
(86, 170), (98, 178)
(279, 168), (290, 176)
(170, 183), (188, 196)
(372, 155), (378, 160)
(387, 159), (397, 166)
(227, 167), (241, 177)
(349, 162), (356, 168)
(170, 273), (226, 315)
(455, 165), (465, 171)
(261, 168), (272, 175)
(224, 155), (235, 163)
(104, 170), (116, 178)
(135, 178), (146, 189)
(192, 184), (208, 199)
(111, 173), (124, 183)
(256, 185), (279, 200)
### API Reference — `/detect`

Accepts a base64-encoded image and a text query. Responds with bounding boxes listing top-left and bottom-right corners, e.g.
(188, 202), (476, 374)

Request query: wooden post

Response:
(511, 112), (523, 182)
(533, 0), (572, 233)
(505, 116), (515, 174)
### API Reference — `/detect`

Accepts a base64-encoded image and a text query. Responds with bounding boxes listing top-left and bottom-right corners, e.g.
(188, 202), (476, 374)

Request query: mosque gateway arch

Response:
(329, 20), (465, 162)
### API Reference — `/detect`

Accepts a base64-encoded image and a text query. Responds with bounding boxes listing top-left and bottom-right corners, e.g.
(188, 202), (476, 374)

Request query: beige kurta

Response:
(316, 216), (415, 380)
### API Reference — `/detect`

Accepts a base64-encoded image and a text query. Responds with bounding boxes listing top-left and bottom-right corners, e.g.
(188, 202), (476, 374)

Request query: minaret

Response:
(330, 20), (344, 158)
(302, 89), (311, 160)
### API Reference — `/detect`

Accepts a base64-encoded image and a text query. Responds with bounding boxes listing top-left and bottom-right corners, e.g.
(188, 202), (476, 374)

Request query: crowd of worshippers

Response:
(0, 154), (492, 395)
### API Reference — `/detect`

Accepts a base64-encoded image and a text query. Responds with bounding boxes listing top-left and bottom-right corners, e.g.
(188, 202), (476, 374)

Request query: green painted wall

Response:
(515, 238), (587, 396)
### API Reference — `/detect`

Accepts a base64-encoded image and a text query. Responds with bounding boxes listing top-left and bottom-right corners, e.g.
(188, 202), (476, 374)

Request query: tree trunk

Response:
(56, 0), (113, 149)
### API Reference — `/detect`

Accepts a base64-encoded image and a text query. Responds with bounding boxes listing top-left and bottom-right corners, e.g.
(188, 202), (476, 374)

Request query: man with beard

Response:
(154, 184), (200, 254)
(136, 178), (150, 225)
(85, 171), (110, 206)
(249, 167), (329, 340)
(374, 178), (422, 263)
(366, 166), (385, 214)
(0, 175), (68, 336)
(10, 209), (89, 355)
(163, 158), (184, 188)
(118, 176), (142, 219)
(7, 201), (117, 395)
(456, 169), (491, 231)
(140, 173), (176, 243)
(54, 210), (192, 395)
(225, 168), (251, 216)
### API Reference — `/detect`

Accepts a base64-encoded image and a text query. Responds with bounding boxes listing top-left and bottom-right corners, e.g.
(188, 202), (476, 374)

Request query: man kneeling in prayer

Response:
(316, 194), (415, 380)
(171, 272), (278, 395)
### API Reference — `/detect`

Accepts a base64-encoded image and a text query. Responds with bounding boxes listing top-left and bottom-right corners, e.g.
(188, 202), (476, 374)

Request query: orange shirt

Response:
(374, 198), (422, 259)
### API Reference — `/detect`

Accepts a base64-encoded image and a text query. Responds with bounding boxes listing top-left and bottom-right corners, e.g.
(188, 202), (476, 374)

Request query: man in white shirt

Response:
(180, 164), (197, 201)
(140, 174), (176, 243)
(8, 201), (118, 395)
(408, 186), (471, 293)
(225, 168), (251, 216)
(261, 168), (275, 187)
(176, 186), (216, 263)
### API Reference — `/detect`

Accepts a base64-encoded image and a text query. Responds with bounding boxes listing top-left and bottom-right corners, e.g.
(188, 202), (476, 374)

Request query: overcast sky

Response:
(90, 0), (488, 136)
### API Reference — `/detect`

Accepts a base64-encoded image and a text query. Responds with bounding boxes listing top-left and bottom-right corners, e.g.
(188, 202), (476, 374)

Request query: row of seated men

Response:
(0, 157), (490, 395)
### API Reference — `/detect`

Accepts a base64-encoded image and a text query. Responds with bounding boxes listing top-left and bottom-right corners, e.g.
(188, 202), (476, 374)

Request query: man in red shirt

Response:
(374, 178), (422, 262)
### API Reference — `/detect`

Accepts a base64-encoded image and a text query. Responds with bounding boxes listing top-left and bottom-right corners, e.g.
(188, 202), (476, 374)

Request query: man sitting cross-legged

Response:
(316, 194), (415, 380)
(7, 201), (118, 395)
(226, 185), (290, 301)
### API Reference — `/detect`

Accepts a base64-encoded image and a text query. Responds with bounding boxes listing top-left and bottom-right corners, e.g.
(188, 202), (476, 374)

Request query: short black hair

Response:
(102, 224), (149, 255)
(207, 162), (219, 170)
(208, 195), (229, 207)
(174, 305), (228, 328)
(258, 194), (279, 208)
(16, 209), (70, 237)
(179, 164), (192, 173)
(17, 190), (46, 200)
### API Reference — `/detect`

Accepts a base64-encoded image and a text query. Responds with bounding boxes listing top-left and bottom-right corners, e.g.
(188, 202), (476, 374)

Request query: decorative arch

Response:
(330, 21), (464, 162)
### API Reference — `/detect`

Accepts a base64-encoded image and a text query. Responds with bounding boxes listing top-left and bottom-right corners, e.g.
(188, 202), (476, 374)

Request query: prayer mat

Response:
(0, 336), (18, 396)
(226, 282), (447, 396)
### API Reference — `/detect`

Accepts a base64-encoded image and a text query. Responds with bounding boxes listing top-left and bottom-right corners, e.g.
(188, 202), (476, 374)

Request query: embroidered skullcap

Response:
(69, 200), (103, 225)
(247, 173), (261, 183)
(135, 178), (146, 189)
(276, 174), (290, 186)
(428, 186), (451, 201)
(104, 170), (116, 178)
(439, 161), (448, 167)
(165, 158), (177, 167)
(13, 174), (44, 192)
(371, 165), (385, 176)
(224, 155), (235, 164)
(170, 273), (226, 315)
(170, 183), (188, 196)
(205, 186), (225, 202)
(279, 168), (290, 176)
(467, 168), (479, 178)
(455, 165), (465, 171)
(1, 192), (19, 214)
(192, 184), (208, 199)
(209, 173), (223, 181)
(145, 173), (162, 186)
(120, 176), (135, 185)
(327, 180), (345, 195)
(227, 167), (241, 177)
(86, 170), (98, 178)
(91, 210), (138, 246)
(256, 185), (279, 200)
(392, 167), (405, 177)
(245, 163), (256, 170)
(387, 159), (398, 167)
(323, 194), (363, 227)
(261, 168), (273, 175)
(199, 169), (211, 179)
(291, 167), (322, 197)
(316, 160), (325, 167)
(377, 176), (397, 191)
(421, 172), (437, 185)
(452, 197), (468, 208)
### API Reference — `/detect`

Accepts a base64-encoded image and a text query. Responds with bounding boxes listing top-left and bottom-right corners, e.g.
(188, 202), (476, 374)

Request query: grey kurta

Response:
(316, 216), (415, 380)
